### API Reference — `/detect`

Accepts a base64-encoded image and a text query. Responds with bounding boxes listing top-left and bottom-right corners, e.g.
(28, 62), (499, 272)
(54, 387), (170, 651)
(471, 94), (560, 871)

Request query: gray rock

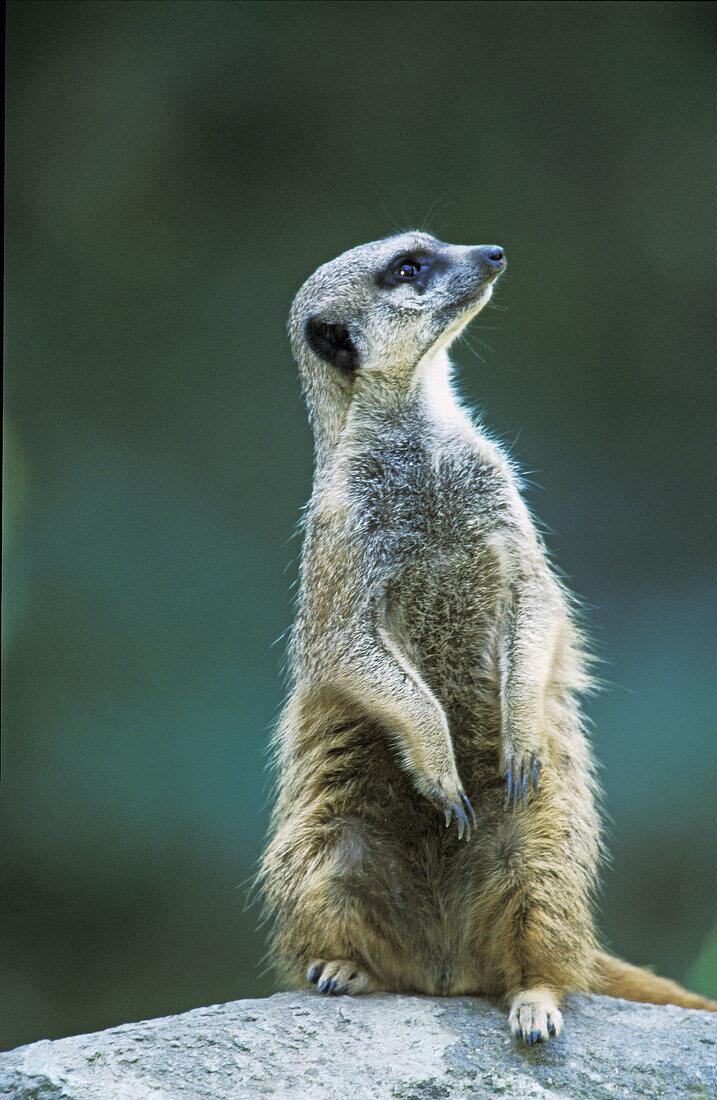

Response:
(1, 992), (715, 1100)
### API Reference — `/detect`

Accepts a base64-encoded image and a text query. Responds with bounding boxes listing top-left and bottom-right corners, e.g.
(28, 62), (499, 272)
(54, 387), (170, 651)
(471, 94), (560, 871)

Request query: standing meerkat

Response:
(260, 232), (716, 1043)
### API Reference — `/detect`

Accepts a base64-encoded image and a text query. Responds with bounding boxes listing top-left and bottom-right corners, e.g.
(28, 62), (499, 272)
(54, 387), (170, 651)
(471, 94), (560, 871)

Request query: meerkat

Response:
(260, 232), (716, 1043)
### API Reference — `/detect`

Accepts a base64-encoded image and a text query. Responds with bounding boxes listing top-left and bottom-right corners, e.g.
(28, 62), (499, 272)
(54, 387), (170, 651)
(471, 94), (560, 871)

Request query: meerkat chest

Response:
(344, 431), (512, 680)
(346, 429), (509, 568)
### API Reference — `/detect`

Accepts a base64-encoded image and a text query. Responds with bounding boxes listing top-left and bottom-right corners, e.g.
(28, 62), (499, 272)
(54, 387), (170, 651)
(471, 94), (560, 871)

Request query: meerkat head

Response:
(289, 232), (506, 455)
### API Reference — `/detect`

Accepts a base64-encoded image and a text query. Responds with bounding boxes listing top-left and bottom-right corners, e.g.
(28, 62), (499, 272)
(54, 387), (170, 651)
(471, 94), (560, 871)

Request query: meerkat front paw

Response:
(427, 780), (476, 840)
(502, 751), (541, 810)
(306, 959), (373, 995)
(509, 988), (562, 1044)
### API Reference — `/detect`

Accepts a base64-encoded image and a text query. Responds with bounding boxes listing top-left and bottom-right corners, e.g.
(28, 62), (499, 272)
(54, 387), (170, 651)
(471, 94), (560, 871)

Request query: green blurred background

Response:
(3, 0), (716, 1051)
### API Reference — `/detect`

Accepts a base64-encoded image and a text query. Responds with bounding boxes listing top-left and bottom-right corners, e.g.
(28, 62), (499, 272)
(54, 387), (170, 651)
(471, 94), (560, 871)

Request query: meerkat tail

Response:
(591, 951), (717, 1010)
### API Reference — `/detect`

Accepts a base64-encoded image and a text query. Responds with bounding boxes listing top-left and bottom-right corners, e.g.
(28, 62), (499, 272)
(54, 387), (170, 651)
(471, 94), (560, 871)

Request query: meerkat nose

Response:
(470, 245), (507, 271)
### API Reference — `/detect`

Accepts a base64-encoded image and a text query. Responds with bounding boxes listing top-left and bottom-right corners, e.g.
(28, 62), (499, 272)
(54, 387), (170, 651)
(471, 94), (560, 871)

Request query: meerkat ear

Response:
(305, 315), (360, 374)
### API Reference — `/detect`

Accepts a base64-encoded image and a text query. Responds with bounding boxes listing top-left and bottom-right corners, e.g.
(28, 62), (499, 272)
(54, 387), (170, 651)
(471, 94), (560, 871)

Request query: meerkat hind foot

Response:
(306, 959), (373, 996)
(509, 988), (563, 1044)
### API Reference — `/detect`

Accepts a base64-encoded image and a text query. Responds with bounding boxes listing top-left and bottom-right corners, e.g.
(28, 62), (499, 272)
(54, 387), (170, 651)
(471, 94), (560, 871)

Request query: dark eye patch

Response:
(376, 250), (437, 292)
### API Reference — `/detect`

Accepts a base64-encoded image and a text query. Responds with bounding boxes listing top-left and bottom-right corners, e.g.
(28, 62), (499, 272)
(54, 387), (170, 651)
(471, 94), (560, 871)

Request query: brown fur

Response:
(260, 233), (715, 1042)
(592, 952), (715, 1010)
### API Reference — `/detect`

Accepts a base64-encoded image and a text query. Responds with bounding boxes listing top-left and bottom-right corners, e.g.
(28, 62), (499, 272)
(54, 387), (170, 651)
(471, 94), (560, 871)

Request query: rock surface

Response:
(1, 992), (715, 1099)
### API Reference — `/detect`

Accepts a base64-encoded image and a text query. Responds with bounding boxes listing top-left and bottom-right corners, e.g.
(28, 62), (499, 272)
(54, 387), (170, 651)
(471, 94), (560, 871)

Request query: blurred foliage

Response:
(3, 0), (716, 1050)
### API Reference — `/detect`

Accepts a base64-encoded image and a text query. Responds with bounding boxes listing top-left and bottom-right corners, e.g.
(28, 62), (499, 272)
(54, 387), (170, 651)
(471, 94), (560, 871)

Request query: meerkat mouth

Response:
(426, 287), (495, 360)
(452, 256), (504, 316)
(473, 283), (494, 309)
(447, 281), (495, 324)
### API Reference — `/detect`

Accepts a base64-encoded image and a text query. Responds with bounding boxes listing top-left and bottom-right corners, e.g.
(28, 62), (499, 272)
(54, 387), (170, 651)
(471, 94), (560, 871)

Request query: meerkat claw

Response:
(455, 798), (473, 840)
(306, 960), (373, 996)
(449, 801), (468, 840)
(431, 784), (473, 839)
(504, 754), (542, 811)
(461, 792), (477, 829)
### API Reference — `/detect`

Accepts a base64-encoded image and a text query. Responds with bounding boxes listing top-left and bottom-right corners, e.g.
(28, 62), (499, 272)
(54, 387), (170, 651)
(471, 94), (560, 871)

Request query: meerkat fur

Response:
(260, 232), (716, 1043)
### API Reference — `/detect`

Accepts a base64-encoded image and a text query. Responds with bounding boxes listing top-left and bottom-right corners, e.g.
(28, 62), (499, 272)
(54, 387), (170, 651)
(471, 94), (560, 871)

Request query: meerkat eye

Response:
(394, 260), (422, 281)
(376, 252), (433, 290)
